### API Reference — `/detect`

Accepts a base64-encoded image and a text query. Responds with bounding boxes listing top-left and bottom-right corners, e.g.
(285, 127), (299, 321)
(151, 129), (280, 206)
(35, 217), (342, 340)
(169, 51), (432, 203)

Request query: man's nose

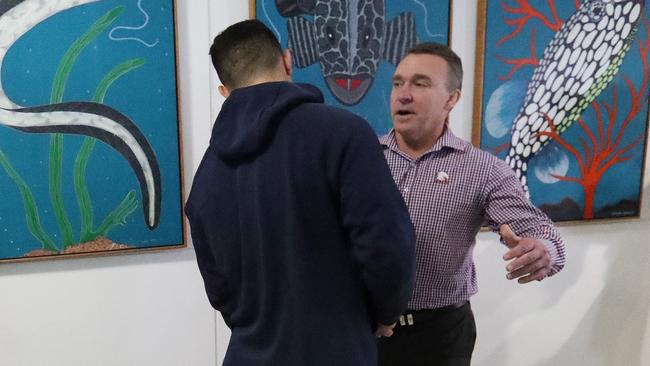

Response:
(396, 87), (413, 103)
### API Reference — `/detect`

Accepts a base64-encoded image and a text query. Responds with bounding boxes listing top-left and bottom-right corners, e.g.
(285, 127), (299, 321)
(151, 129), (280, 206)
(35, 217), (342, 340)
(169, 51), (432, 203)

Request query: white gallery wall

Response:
(0, 1), (221, 365)
(0, 1), (649, 365)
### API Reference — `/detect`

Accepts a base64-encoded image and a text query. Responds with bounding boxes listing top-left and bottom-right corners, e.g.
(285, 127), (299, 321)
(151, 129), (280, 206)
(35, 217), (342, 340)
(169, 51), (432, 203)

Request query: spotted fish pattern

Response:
(505, 0), (643, 195)
(0, 0), (161, 229)
(279, 0), (417, 105)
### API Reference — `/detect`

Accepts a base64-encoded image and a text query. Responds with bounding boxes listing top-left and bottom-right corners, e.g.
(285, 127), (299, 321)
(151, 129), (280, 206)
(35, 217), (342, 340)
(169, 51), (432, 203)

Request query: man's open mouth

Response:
(396, 110), (414, 116)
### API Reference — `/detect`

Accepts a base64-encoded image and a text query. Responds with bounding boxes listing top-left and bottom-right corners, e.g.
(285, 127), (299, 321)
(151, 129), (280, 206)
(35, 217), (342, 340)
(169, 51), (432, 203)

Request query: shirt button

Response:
(403, 188), (410, 193)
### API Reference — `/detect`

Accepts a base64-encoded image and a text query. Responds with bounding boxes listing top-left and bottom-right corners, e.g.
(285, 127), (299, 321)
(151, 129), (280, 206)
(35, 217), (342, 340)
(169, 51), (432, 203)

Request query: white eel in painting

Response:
(504, 0), (643, 195)
(0, 0), (161, 229)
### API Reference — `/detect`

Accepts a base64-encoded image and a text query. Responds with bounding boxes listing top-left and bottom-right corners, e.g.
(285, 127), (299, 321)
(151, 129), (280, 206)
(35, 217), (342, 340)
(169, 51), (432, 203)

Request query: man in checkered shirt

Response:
(376, 42), (566, 366)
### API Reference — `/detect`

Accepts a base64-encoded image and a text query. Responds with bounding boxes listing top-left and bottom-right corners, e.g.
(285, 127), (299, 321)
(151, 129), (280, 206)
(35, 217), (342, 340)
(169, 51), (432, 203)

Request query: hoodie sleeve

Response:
(185, 161), (235, 327)
(186, 211), (234, 326)
(337, 118), (416, 326)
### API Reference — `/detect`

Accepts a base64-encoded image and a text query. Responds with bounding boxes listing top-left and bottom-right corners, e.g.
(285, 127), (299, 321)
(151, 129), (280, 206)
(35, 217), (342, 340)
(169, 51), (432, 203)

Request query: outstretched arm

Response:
(483, 159), (566, 284)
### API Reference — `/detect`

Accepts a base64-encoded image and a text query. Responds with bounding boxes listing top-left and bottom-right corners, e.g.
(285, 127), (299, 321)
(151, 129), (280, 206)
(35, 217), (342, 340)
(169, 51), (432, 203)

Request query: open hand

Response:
(500, 224), (551, 284)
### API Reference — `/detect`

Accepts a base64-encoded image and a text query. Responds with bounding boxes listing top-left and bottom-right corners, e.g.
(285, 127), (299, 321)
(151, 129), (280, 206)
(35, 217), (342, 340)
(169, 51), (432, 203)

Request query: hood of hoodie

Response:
(210, 82), (324, 160)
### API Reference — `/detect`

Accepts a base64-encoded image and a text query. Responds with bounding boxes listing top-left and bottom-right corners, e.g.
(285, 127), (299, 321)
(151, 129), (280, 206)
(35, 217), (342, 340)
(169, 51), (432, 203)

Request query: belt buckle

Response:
(398, 314), (414, 326)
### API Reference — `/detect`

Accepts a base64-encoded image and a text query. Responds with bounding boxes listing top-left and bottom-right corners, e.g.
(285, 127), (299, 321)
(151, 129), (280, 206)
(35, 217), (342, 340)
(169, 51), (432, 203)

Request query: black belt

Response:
(398, 301), (468, 326)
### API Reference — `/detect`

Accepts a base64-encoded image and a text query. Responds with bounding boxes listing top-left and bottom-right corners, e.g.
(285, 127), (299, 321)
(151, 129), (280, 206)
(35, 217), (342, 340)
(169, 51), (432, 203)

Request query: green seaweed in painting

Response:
(0, 7), (146, 254)
(0, 151), (58, 252)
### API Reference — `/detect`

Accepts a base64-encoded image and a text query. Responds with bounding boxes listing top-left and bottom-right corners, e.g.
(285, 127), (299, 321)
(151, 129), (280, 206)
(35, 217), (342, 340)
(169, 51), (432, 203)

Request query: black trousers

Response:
(377, 302), (476, 366)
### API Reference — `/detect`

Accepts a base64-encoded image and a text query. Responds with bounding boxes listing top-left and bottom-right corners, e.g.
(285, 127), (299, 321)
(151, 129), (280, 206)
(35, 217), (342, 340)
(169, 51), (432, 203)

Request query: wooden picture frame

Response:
(473, 0), (649, 222)
(251, 0), (453, 135)
(0, 0), (185, 262)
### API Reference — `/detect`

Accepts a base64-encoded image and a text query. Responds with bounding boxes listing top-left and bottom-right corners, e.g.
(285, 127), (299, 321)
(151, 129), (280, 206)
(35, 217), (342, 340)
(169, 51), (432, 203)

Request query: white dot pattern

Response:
(505, 0), (641, 193)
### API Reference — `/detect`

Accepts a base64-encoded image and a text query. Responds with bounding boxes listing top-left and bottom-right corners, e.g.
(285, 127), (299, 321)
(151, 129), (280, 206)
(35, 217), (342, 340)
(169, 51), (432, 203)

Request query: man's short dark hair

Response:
(209, 20), (283, 89)
(406, 42), (463, 92)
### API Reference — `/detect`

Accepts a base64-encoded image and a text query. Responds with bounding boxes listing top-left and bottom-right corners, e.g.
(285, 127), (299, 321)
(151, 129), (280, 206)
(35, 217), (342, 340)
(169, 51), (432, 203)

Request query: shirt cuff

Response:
(539, 238), (562, 277)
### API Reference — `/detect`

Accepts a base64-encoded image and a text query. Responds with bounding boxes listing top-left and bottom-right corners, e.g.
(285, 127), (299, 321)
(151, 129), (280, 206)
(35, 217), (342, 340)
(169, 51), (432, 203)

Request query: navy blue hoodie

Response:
(185, 82), (415, 365)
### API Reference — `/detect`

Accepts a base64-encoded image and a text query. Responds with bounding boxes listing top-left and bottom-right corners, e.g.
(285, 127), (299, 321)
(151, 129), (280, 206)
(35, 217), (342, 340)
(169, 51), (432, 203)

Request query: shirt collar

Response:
(379, 127), (470, 156)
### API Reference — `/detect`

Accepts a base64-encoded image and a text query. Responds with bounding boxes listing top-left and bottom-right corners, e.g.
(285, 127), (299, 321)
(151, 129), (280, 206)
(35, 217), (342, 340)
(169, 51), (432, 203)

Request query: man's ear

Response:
(282, 49), (293, 78)
(218, 84), (230, 99)
(445, 89), (461, 111)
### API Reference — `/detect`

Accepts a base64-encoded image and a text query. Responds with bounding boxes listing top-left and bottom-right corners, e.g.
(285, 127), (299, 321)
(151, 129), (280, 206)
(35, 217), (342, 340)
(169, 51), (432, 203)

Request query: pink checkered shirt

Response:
(380, 128), (566, 310)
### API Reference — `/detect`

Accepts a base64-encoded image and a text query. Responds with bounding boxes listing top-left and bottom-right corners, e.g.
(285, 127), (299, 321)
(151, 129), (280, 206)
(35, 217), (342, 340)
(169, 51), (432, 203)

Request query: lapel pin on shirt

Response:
(436, 171), (449, 183)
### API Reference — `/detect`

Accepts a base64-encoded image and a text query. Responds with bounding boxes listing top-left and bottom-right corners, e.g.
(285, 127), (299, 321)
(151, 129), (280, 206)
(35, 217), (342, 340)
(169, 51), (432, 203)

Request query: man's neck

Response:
(244, 68), (291, 86)
(395, 127), (445, 160)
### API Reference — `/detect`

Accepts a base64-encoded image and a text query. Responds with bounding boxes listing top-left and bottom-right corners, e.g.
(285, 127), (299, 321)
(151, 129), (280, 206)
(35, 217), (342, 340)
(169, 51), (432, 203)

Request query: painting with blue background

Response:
(256, 0), (451, 135)
(0, 0), (183, 260)
(477, 0), (649, 221)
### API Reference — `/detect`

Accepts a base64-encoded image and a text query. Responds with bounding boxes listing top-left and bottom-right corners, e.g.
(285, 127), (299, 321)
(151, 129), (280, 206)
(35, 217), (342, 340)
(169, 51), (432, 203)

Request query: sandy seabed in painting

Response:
(24, 236), (130, 258)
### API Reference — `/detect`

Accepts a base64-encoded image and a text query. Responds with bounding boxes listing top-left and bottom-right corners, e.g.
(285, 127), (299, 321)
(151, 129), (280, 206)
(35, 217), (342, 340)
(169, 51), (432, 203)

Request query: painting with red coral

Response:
(473, 0), (650, 221)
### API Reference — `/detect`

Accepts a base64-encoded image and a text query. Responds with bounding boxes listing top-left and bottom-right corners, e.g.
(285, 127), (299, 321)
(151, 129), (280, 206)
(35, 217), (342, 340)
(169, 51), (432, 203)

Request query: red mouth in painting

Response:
(325, 74), (373, 105)
(334, 77), (363, 91)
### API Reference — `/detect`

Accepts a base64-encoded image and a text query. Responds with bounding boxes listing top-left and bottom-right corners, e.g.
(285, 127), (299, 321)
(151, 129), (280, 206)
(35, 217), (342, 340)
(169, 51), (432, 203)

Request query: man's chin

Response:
(392, 124), (413, 138)
(392, 115), (417, 129)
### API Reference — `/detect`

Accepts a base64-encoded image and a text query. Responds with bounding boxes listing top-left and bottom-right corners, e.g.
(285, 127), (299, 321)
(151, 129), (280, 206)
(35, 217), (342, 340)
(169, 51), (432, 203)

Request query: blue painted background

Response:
(0, 0), (183, 259)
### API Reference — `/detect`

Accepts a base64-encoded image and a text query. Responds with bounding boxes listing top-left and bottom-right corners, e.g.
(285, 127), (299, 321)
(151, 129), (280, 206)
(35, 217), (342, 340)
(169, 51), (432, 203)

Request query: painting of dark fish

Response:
(255, 0), (451, 133)
(280, 0), (417, 105)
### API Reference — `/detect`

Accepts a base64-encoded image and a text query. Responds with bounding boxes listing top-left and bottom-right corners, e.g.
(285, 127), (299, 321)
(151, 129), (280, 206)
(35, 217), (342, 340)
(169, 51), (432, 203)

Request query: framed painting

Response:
(251, 0), (453, 135)
(0, 0), (185, 262)
(473, 0), (649, 221)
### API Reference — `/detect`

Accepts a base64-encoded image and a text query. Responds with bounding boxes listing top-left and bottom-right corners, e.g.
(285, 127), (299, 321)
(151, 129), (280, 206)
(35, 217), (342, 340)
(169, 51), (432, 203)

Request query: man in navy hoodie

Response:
(185, 20), (416, 365)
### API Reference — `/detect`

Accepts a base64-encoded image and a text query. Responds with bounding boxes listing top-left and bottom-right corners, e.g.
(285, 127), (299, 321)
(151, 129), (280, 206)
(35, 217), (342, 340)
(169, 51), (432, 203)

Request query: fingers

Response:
(499, 224), (521, 248)
(505, 242), (544, 271)
(515, 267), (549, 284)
(506, 254), (550, 280)
(503, 239), (534, 260)
(375, 330), (393, 338)
(504, 239), (551, 284)
(375, 328), (393, 338)
(375, 323), (396, 338)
